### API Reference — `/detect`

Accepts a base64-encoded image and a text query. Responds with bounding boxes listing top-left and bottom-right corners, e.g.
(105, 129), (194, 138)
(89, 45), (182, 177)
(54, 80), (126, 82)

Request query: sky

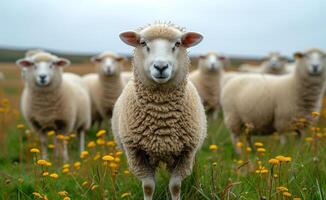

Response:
(0, 0), (325, 57)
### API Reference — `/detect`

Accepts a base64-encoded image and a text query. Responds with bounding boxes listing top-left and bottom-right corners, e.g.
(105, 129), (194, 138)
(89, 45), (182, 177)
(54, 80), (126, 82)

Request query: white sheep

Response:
(82, 52), (131, 127)
(189, 52), (229, 117)
(0, 72), (4, 81)
(221, 48), (326, 153)
(16, 52), (91, 161)
(112, 22), (207, 200)
(239, 52), (288, 75)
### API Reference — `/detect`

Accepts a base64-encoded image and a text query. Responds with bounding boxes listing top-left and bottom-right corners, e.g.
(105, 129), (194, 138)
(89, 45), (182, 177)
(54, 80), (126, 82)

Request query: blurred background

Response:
(0, 0), (325, 62)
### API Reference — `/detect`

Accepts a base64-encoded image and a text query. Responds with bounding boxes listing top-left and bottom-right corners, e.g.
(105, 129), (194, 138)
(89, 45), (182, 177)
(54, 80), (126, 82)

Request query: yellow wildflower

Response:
(311, 111), (320, 118)
(116, 151), (123, 156)
(102, 155), (115, 161)
(93, 152), (101, 161)
(96, 129), (106, 137)
(282, 191), (292, 197)
(237, 160), (244, 165)
(47, 130), (55, 136)
(91, 185), (99, 190)
(50, 173), (59, 179)
(87, 141), (96, 148)
(268, 158), (280, 165)
(283, 157), (292, 162)
(124, 170), (130, 175)
(63, 164), (70, 168)
(63, 197), (71, 200)
(121, 192), (131, 198)
(276, 186), (288, 192)
(37, 159), (48, 166)
(114, 157), (121, 163)
(109, 162), (118, 169)
(275, 155), (286, 162)
(107, 140), (115, 147)
(62, 168), (70, 173)
(30, 148), (40, 153)
(82, 181), (88, 187)
(209, 144), (218, 151)
(293, 198), (301, 200)
(80, 151), (89, 158)
(236, 142), (243, 148)
(17, 124), (25, 129)
(96, 138), (105, 145)
(254, 142), (263, 147)
(257, 148), (266, 153)
(58, 191), (68, 196)
(70, 133), (77, 138)
(56, 134), (65, 140)
(48, 144), (55, 149)
(32, 192), (43, 198)
(246, 147), (252, 152)
(74, 162), (81, 169)
(42, 172), (49, 176)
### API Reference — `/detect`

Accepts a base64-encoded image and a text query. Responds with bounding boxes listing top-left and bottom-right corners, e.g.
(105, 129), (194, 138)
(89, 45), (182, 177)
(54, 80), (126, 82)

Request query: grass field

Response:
(0, 62), (325, 200)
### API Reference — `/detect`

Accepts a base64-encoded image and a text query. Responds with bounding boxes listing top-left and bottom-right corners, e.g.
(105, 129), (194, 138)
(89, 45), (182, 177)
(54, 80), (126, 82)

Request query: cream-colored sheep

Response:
(112, 22), (207, 200)
(82, 52), (131, 127)
(0, 72), (4, 81)
(189, 52), (229, 117)
(221, 48), (326, 153)
(17, 52), (91, 161)
(239, 52), (288, 75)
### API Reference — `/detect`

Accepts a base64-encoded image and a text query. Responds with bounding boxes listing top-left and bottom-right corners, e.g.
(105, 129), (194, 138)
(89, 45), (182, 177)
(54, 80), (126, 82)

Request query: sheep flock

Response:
(3, 22), (325, 199)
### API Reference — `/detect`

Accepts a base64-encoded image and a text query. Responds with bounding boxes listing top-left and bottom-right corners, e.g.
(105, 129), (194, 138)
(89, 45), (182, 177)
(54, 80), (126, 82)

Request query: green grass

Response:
(0, 114), (325, 200)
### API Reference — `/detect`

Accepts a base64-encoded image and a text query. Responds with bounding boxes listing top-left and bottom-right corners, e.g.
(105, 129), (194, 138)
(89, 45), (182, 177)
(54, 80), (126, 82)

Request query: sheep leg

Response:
(142, 177), (155, 200)
(231, 134), (242, 155)
(40, 133), (48, 159)
(280, 134), (286, 145)
(62, 141), (69, 162)
(126, 148), (156, 200)
(79, 130), (85, 152)
(224, 113), (242, 154)
(169, 151), (196, 200)
(53, 136), (59, 159)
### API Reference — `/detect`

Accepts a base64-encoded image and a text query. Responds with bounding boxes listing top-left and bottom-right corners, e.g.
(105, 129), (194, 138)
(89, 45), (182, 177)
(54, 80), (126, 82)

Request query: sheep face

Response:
(264, 53), (286, 71)
(91, 54), (124, 76)
(198, 53), (227, 72)
(16, 54), (70, 87)
(295, 49), (326, 76)
(119, 27), (203, 86)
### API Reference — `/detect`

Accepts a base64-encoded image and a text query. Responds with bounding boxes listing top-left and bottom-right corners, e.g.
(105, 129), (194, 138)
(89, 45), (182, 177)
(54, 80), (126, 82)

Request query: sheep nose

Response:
(39, 75), (46, 80)
(312, 64), (319, 72)
(153, 62), (169, 73)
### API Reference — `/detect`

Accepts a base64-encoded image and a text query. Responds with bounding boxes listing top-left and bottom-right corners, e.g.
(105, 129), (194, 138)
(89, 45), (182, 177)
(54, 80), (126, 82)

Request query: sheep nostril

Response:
(154, 64), (168, 73)
(39, 75), (46, 80)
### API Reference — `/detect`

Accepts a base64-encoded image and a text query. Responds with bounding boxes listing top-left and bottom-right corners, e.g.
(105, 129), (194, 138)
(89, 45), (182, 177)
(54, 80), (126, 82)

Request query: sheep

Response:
(189, 52), (229, 117)
(0, 72), (4, 81)
(82, 52), (131, 127)
(16, 52), (91, 161)
(239, 52), (288, 75)
(111, 22), (207, 200)
(221, 48), (326, 153)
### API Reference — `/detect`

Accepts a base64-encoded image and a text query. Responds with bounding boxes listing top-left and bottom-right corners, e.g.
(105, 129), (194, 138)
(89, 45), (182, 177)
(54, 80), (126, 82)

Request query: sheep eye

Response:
(140, 41), (147, 47)
(175, 41), (181, 47)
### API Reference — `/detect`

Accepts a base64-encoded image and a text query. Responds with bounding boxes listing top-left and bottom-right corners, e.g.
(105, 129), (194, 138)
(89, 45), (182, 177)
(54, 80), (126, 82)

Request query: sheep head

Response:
(263, 52), (287, 72)
(294, 48), (326, 76)
(198, 52), (229, 72)
(16, 52), (70, 87)
(119, 22), (203, 87)
(91, 52), (125, 76)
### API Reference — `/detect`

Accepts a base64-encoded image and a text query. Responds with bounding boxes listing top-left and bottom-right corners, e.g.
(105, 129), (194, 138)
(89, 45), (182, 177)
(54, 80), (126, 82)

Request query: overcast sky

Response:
(0, 0), (325, 56)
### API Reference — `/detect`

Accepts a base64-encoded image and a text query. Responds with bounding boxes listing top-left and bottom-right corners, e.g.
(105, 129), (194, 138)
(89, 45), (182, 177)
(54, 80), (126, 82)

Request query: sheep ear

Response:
(54, 58), (70, 67)
(91, 55), (102, 63)
(219, 56), (230, 67)
(119, 31), (140, 47)
(16, 59), (33, 67)
(294, 52), (304, 59)
(181, 32), (203, 48)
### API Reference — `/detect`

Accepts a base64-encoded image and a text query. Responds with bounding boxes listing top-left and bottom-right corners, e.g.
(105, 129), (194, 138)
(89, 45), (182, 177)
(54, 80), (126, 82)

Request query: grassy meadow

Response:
(0, 60), (326, 200)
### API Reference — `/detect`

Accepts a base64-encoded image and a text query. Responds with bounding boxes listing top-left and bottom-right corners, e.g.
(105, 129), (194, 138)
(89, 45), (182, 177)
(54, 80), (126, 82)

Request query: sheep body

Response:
(112, 22), (206, 200)
(19, 52), (91, 160)
(221, 49), (326, 151)
(82, 52), (130, 126)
